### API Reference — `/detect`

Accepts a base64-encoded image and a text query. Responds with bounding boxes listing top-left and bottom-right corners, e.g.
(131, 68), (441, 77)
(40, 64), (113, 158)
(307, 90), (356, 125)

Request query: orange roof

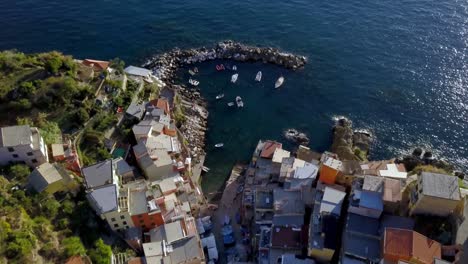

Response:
(65, 256), (90, 264)
(384, 228), (441, 264)
(150, 99), (170, 115)
(82, 59), (109, 70)
(260, 140), (282, 159)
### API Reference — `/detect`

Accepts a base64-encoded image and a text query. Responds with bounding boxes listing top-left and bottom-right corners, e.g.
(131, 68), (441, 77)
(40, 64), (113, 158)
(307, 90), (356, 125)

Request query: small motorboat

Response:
(188, 69), (196, 76)
(227, 102), (235, 107)
(215, 143), (224, 148)
(255, 71), (262, 82)
(216, 64), (225, 71)
(194, 67), (199, 73)
(216, 93), (225, 100)
(231, 73), (239, 83)
(189, 78), (199, 86)
(232, 65), (237, 71)
(275, 76), (284, 88)
(236, 96), (244, 108)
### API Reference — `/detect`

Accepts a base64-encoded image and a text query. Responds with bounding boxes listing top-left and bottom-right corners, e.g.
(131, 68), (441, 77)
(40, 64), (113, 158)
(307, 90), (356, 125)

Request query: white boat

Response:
(227, 102), (235, 107)
(189, 78), (199, 86)
(255, 71), (262, 82)
(215, 143), (224, 148)
(231, 73), (239, 83)
(235, 96), (244, 108)
(275, 76), (284, 88)
(144, 77), (154, 83)
(232, 65), (237, 71)
(188, 69), (195, 76)
(216, 93), (224, 100)
(194, 67), (199, 73)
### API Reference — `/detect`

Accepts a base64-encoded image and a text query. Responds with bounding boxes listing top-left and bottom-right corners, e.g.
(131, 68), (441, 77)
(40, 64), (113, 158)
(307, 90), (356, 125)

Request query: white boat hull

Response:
(255, 71), (262, 82)
(231, 74), (239, 83)
(275, 77), (284, 88)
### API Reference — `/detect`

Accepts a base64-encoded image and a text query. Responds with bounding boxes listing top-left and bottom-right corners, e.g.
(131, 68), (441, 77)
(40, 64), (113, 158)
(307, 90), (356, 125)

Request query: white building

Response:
(0, 125), (48, 168)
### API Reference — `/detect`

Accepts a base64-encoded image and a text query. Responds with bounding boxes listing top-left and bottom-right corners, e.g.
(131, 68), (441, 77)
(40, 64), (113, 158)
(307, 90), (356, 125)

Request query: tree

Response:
(5, 230), (36, 259)
(88, 239), (112, 264)
(42, 198), (60, 219)
(18, 81), (36, 96)
(44, 54), (63, 75)
(75, 108), (90, 124)
(62, 236), (86, 258)
(38, 120), (61, 145)
(16, 116), (33, 126)
(109, 58), (125, 74)
(8, 164), (30, 183)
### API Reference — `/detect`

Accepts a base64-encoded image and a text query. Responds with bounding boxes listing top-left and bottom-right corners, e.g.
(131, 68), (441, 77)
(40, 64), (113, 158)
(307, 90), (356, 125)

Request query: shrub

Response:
(88, 239), (112, 264)
(8, 164), (30, 183)
(62, 236), (86, 258)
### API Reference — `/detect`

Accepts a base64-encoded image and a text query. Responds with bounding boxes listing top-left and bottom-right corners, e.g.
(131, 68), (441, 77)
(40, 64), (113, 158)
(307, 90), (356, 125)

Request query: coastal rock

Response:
(331, 118), (372, 161)
(284, 128), (310, 145)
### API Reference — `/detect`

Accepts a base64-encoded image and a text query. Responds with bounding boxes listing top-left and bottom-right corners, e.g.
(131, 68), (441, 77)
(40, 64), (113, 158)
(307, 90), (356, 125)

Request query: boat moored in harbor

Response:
(227, 102), (235, 107)
(255, 71), (262, 82)
(189, 78), (200, 86)
(275, 76), (284, 88)
(231, 73), (239, 83)
(236, 96), (244, 107)
(216, 64), (225, 71)
(216, 93), (225, 100)
(215, 143), (224, 148)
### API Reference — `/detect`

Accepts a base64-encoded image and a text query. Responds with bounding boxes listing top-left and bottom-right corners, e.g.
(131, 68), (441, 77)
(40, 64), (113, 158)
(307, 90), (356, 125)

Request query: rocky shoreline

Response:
(144, 40), (307, 160)
(331, 118), (372, 161)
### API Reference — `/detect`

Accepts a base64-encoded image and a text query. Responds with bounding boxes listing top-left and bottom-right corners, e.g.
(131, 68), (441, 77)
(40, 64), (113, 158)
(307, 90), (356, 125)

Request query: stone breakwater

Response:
(143, 40), (307, 83)
(143, 40), (307, 160)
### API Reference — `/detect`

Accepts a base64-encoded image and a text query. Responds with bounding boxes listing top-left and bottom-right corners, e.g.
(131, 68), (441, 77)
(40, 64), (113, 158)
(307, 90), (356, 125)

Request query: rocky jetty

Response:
(331, 118), (372, 161)
(143, 40), (307, 83)
(144, 41), (307, 159)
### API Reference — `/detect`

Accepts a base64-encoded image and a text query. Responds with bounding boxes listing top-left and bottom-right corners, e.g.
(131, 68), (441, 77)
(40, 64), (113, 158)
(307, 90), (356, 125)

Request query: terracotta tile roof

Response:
(150, 99), (170, 115)
(82, 59), (109, 70)
(384, 228), (441, 264)
(383, 178), (402, 202)
(260, 140), (282, 159)
(65, 256), (91, 264)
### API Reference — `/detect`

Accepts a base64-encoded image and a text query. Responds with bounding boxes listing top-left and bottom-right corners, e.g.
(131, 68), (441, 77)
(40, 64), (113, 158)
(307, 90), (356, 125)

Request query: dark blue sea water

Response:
(1, 0), (467, 194)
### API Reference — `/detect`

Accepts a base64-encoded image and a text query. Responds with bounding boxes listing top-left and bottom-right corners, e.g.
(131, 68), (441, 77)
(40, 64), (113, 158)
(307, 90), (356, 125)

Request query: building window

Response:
(141, 225), (146, 229)
(111, 218), (116, 222)
(120, 215), (125, 220)
(12, 154), (18, 158)
(123, 221), (127, 225)
(31, 159), (38, 163)
(138, 215), (143, 218)
(7, 147), (14, 152)
(139, 219), (144, 224)
(151, 223), (156, 226)
(26, 152), (33, 156)
(114, 224), (119, 228)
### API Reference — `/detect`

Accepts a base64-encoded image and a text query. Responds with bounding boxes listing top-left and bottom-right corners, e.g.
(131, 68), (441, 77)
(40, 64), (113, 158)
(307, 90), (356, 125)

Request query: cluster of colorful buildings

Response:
(241, 140), (464, 264)
(82, 97), (217, 264)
